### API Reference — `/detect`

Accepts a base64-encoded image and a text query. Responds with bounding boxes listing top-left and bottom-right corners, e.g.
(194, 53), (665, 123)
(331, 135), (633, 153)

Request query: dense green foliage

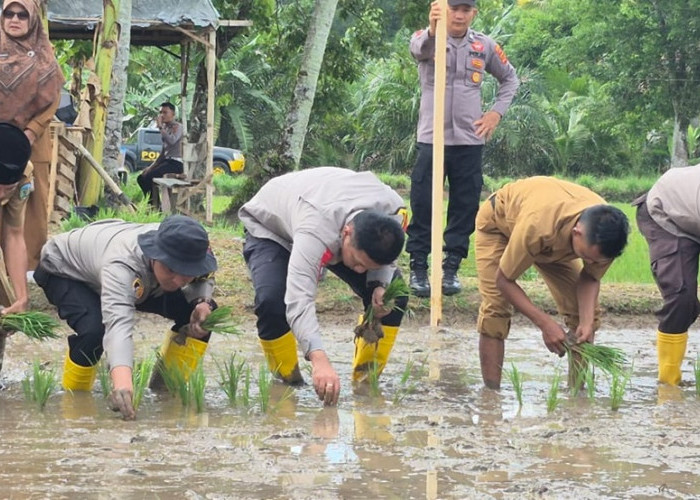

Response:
(57, 0), (700, 179)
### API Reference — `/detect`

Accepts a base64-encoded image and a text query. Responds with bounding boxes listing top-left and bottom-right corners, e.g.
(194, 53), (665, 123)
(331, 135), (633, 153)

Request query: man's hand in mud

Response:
(309, 350), (340, 406)
(109, 389), (136, 420)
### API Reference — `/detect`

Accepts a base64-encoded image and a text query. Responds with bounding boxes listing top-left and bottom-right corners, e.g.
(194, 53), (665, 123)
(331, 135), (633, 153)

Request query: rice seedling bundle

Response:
(565, 342), (627, 376)
(354, 278), (410, 344)
(201, 306), (240, 335)
(1, 311), (61, 340)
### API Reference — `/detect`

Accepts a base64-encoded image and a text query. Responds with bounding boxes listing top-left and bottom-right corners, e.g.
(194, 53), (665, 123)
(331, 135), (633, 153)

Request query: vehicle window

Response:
(144, 131), (163, 147)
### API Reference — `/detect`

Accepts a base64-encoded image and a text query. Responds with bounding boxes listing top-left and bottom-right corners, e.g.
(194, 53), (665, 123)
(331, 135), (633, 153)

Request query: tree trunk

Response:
(670, 103), (689, 168)
(78, 0), (120, 205)
(103, 0), (132, 179)
(278, 0), (339, 170)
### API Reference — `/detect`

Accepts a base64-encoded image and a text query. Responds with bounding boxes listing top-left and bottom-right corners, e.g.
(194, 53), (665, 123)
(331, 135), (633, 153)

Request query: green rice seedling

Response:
(216, 354), (247, 406)
(565, 342), (627, 377)
(98, 360), (112, 397)
(158, 362), (190, 405)
(132, 355), (156, 410)
(546, 369), (562, 413)
(257, 364), (272, 413)
(188, 363), (207, 413)
(392, 357), (422, 405)
(695, 354), (700, 397)
(21, 360), (58, 410)
(506, 363), (524, 407)
(201, 306), (240, 335)
(240, 365), (252, 408)
(609, 365), (633, 411)
(0, 311), (61, 340)
(399, 357), (416, 386)
(585, 365), (596, 399)
(368, 360), (381, 397)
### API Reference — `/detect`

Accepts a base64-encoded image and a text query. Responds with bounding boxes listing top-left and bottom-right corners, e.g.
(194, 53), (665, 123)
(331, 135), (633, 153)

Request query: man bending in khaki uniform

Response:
(475, 177), (629, 389)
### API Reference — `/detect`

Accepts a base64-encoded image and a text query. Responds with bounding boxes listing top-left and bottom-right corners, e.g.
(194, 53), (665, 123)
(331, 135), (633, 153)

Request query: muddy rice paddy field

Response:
(2, 291), (700, 499)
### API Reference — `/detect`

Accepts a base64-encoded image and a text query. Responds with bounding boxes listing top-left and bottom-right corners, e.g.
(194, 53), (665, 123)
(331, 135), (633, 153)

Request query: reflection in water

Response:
(3, 323), (700, 498)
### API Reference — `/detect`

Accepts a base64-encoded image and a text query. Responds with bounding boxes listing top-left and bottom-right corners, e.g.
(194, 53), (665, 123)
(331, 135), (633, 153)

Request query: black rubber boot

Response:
(409, 254), (430, 298)
(442, 252), (462, 296)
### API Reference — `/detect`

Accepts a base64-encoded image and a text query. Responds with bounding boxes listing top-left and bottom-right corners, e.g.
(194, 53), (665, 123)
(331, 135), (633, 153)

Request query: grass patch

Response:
(22, 360), (58, 410)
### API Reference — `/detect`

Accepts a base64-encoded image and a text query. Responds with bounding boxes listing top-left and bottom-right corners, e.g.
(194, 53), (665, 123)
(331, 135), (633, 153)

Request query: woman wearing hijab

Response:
(0, 0), (64, 269)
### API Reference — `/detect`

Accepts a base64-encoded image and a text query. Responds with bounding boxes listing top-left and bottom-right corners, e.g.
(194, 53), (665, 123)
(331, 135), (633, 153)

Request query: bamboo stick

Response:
(430, 0), (448, 328)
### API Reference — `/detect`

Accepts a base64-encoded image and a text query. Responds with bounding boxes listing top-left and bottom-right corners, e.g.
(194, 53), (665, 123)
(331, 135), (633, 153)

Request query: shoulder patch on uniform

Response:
(133, 277), (144, 299)
(413, 29), (424, 38)
(494, 44), (509, 64)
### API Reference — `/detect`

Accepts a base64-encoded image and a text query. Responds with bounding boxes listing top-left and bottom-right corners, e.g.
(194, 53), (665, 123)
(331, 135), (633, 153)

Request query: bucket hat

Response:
(0, 122), (31, 185)
(138, 215), (218, 277)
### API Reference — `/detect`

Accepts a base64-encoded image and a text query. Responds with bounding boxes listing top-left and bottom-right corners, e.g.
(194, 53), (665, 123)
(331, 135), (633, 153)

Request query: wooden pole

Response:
(61, 135), (136, 212)
(180, 41), (189, 137)
(430, 0), (448, 328)
(205, 28), (216, 224)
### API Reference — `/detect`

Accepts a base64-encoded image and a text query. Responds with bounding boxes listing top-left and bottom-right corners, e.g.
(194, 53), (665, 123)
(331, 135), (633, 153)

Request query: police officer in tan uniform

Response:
(475, 177), (629, 389)
(406, 0), (519, 297)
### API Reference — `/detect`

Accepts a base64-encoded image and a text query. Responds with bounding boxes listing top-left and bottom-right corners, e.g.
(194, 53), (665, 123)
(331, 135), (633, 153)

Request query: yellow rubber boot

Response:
(150, 330), (208, 391)
(657, 331), (687, 386)
(352, 325), (399, 382)
(259, 331), (304, 384)
(62, 355), (97, 391)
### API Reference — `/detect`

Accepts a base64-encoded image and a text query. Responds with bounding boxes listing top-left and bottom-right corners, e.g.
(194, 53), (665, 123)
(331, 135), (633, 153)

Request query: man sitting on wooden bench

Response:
(136, 102), (184, 207)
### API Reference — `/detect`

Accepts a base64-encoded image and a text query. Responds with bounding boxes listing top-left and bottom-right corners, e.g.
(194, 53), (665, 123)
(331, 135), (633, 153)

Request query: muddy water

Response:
(2, 311), (700, 499)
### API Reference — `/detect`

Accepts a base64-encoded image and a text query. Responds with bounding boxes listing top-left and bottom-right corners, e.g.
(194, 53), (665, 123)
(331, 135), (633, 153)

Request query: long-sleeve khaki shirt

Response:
(39, 219), (214, 369)
(410, 28), (519, 145)
(239, 167), (406, 355)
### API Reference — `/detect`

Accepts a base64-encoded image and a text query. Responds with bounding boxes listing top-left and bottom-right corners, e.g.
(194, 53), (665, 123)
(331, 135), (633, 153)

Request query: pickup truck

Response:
(120, 127), (245, 176)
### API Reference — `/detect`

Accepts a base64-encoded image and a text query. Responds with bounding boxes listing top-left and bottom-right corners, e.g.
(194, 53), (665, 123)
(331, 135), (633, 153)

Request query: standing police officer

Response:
(406, 0), (519, 297)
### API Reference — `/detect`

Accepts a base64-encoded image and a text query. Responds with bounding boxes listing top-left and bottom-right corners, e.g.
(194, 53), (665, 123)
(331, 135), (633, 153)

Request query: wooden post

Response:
(205, 28), (216, 224)
(180, 41), (190, 138)
(430, 0), (448, 328)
